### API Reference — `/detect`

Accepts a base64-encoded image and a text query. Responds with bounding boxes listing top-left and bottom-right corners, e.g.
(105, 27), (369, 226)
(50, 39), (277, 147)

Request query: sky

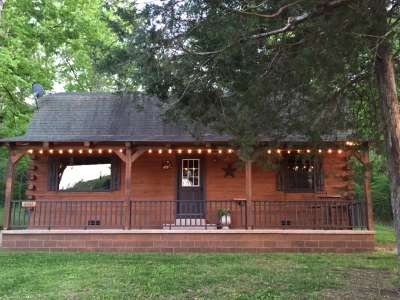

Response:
(59, 164), (111, 190)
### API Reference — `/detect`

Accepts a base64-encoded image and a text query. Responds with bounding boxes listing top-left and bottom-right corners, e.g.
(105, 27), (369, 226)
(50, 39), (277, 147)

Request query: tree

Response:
(0, 0), (120, 139)
(103, 1), (400, 253)
(0, 0), (123, 207)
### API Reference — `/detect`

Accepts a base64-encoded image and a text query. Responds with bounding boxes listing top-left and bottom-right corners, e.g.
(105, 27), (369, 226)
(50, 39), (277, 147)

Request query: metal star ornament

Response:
(222, 163), (236, 178)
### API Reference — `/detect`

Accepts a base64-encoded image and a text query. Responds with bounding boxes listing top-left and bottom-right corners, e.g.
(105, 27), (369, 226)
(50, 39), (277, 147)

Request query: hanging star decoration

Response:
(223, 163), (236, 178)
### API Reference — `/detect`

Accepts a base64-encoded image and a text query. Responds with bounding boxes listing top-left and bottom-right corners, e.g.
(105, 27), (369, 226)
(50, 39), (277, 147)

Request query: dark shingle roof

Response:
(1, 92), (353, 144)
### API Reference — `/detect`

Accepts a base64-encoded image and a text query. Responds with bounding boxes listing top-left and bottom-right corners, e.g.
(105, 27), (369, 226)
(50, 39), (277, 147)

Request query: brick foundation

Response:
(1, 230), (375, 253)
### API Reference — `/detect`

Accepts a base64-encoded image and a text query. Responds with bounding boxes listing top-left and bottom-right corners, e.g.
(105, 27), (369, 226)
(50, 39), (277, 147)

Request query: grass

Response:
(375, 223), (397, 248)
(0, 225), (398, 299)
(0, 252), (398, 299)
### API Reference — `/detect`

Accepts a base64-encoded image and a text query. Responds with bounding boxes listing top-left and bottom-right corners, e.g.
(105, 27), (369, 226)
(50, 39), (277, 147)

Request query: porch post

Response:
(123, 146), (132, 230)
(245, 160), (254, 229)
(3, 146), (23, 230)
(361, 150), (374, 230)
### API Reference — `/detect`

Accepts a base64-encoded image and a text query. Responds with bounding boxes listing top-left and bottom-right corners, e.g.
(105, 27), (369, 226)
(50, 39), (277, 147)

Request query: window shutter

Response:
(276, 162), (286, 191)
(111, 156), (121, 191)
(315, 156), (324, 191)
(48, 157), (58, 191)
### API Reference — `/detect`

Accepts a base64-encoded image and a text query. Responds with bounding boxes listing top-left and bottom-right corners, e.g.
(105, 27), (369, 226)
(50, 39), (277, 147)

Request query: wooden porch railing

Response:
(253, 200), (367, 230)
(8, 199), (368, 230)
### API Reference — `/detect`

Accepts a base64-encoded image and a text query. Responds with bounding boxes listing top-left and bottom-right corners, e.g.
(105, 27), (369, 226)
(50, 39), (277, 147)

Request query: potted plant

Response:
(218, 208), (231, 229)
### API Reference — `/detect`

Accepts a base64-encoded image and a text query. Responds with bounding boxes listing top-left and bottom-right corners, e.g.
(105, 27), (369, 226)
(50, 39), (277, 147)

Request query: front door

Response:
(177, 157), (204, 218)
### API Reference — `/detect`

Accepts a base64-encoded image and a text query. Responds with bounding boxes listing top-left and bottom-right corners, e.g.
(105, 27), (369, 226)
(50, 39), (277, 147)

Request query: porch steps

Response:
(175, 218), (206, 226)
(162, 225), (218, 230)
(162, 218), (217, 230)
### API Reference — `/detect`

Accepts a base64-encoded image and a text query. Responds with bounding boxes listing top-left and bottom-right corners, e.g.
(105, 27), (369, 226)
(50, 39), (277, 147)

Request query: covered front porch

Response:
(1, 142), (375, 252)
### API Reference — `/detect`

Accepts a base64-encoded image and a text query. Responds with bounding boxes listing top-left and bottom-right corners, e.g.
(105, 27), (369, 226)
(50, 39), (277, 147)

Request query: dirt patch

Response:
(321, 268), (400, 299)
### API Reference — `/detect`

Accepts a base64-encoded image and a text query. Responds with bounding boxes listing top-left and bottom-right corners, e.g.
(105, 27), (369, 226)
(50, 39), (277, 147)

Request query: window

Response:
(48, 156), (120, 192)
(277, 154), (323, 192)
(182, 159), (200, 187)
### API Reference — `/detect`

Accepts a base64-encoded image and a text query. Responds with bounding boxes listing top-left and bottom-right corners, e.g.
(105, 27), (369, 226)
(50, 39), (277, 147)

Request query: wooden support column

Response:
(245, 160), (254, 229)
(3, 146), (24, 230)
(361, 150), (374, 230)
(114, 145), (146, 230)
(123, 145), (132, 230)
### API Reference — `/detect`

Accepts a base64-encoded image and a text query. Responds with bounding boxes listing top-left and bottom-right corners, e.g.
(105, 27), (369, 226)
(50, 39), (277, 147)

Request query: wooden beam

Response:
(123, 146), (132, 230)
(131, 148), (146, 163)
(361, 151), (374, 230)
(113, 149), (126, 162)
(245, 160), (254, 229)
(3, 147), (24, 230)
(120, 146), (146, 229)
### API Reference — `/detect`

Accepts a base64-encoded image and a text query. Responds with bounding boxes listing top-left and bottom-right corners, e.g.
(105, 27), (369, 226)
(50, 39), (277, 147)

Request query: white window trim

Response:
(181, 158), (200, 187)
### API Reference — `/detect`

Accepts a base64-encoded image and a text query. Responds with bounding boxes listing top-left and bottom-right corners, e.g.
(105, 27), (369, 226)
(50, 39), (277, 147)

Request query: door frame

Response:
(176, 155), (206, 217)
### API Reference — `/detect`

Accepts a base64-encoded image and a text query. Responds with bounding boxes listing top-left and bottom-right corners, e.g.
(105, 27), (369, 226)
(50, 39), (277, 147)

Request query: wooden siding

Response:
(27, 151), (353, 202)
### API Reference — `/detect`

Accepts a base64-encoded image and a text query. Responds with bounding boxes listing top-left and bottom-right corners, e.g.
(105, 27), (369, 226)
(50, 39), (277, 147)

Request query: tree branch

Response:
(190, 0), (354, 56)
(226, 0), (304, 19)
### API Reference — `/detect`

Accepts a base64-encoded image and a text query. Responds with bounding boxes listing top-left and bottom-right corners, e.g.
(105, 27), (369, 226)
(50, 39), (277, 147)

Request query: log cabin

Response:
(0, 92), (375, 252)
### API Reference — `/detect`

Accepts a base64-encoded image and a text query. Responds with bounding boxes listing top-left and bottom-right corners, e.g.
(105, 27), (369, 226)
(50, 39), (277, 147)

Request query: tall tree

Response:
(0, 0), (124, 206)
(103, 0), (400, 253)
(0, 0), (119, 138)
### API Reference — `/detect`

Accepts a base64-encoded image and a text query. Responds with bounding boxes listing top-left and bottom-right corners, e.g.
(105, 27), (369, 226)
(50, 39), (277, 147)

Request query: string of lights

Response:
(25, 147), (351, 155)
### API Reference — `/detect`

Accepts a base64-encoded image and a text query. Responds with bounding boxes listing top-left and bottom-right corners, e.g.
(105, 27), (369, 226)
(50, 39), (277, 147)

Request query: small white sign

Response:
(22, 201), (36, 208)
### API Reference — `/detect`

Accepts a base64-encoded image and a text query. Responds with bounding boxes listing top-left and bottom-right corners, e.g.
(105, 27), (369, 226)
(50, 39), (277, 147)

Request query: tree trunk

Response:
(375, 40), (400, 255)
(0, 1), (5, 19)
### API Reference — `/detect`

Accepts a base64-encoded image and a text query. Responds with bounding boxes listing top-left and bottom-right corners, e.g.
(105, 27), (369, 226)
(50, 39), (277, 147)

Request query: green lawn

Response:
(375, 223), (397, 248)
(0, 225), (398, 299)
(0, 252), (398, 299)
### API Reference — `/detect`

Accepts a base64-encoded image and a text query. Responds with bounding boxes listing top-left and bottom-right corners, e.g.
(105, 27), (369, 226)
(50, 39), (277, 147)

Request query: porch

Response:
(1, 143), (375, 252)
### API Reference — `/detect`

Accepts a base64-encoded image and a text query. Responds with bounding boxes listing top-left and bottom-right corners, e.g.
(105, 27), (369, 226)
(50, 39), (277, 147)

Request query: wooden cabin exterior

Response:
(1, 93), (375, 252)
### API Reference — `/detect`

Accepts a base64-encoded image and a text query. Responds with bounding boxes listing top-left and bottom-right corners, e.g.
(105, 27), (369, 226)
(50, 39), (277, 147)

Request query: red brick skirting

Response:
(1, 230), (375, 253)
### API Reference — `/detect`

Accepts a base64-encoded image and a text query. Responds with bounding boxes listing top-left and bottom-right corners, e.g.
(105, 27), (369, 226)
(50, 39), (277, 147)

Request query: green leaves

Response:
(0, 0), (119, 138)
(103, 1), (398, 155)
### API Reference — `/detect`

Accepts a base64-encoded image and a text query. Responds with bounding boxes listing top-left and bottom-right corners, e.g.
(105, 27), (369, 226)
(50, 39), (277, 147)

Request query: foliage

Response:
(102, 1), (399, 158)
(63, 175), (111, 192)
(0, 0), (124, 204)
(353, 152), (393, 222)
(217, 208), (231, 217)
(0, 0), (120, 139)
